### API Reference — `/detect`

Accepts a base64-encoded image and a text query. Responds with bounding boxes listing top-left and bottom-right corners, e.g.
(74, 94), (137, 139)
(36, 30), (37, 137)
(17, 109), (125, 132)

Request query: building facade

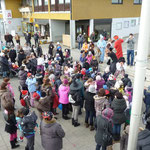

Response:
(1, 0), (142, 48)
(0, 0), (23, 36)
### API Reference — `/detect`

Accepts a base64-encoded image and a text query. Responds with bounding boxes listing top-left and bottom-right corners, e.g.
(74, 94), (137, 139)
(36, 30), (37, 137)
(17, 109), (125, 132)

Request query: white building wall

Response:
(50, 20), (65, 42)
(111, 17), (140, 38)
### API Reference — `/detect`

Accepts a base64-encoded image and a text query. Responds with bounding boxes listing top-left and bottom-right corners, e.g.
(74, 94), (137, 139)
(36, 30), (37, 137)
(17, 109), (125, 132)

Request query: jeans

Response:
(85, 110), (95, 126)
(113, 124), (121, 135)
(127, 50), (134, 66)
(78, 42), (83, 50)
(26, 135), (35, 150)
(72, 105), (80, 120)
(96, 144), (106, 150)
(3, 71), (7, 78)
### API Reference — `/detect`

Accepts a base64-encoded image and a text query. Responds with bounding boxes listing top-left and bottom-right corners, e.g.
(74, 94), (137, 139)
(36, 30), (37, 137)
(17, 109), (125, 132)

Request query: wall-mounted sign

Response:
(5, 10), (12, 18)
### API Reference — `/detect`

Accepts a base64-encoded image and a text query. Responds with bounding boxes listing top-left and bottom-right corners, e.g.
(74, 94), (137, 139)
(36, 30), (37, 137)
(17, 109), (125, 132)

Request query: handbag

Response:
(103, 121), (113, 146)
(69, 94), (75, 104)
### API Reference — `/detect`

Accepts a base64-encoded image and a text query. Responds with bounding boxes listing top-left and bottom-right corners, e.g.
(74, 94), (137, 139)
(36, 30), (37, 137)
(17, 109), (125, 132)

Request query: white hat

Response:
(105, 66), (110, 73)
(88, 51), (92, 55)
(57, 42), (60, 45)
(88, 84), (96, 94)
(96, 75), (101, 81)
(114, 80), (123, 89)
(0, 53), (5, 57)
(49, 74), (55, 81)
(100, 34), (104, 39)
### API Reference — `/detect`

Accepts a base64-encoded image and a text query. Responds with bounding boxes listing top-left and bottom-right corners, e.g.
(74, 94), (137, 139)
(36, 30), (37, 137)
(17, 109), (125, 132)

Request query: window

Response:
(34, 0), (38, 6)
(134, 0), (142, 4)
(39, 0), (42, 6)
(50, 0), (70, 11)
(65, 0), (70, 3)
(34, 0), (48, 12)
(112, 0), (123, 4)
(44, 0), (48, 5)
(59, 0), (64, 4)
(51, 0), (55, 4)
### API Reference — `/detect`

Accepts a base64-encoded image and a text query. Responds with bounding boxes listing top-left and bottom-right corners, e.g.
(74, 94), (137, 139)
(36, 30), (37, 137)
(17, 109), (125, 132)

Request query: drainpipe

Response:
(127, 0), (150, 150)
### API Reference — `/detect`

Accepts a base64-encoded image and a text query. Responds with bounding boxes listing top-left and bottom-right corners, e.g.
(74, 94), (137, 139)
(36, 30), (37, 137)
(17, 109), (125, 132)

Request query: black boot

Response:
(63, 115), (70, 120)
(10, 141), (20, 149)
(74, 120), (80, 127)
(72, 118), (75, 125)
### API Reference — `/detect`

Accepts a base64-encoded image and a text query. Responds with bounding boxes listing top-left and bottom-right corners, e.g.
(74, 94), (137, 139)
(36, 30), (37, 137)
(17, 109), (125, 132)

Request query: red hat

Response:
(81, 68), (86, 75)
(21, 90), (28, 95)
(27, 73), (32, 77)
(20, 99), (26, 107)
(33, 92), (40, 100)
(114, 35), (119, 40)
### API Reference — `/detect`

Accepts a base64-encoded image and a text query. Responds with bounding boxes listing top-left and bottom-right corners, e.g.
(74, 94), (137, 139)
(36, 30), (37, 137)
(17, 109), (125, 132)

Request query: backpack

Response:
(21, 111), (37, 135)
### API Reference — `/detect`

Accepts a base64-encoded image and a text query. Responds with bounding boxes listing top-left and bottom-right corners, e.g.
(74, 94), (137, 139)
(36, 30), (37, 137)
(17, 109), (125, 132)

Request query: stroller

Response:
(9, 62), (19, 77)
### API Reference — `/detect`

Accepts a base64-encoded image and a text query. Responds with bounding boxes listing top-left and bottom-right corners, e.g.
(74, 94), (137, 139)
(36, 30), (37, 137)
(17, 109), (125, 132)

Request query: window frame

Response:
(34, 0), (48, 12)
(134, 0), (142, 5)
(112, 0), (123, 4)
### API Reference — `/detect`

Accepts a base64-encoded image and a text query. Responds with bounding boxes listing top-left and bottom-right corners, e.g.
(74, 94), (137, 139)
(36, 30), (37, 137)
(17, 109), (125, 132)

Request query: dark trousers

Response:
(78, 42), (83, 50)
(96, 144), (106, 150)
(35, 39), (38, 46)
(127, 50), (134, 66)
(85, 110), (95, 126)
(62, 104), (69, 116)
(113, 124), (121, 135)
(25, 135), (35, 150)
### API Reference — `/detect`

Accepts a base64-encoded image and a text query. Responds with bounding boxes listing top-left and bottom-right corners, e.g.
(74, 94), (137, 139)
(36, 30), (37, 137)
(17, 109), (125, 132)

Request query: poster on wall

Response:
(124, 21), (129, 28)
(5, 10), (12, 19)
(116, 22), (122, 30)
(131, 20), (136, 27)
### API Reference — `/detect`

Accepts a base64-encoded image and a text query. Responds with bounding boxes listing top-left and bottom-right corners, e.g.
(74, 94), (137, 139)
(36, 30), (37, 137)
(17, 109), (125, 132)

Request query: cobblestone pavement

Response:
(0, 36), (149, 150)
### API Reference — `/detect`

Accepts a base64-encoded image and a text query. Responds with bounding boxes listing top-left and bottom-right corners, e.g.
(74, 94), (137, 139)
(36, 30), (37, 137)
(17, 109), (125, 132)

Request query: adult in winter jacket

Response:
(121, 74), (132, 88)
(34, 92), (52, 118)
(40, 111), (65, 150)
(77, 34), (84, 50)
(137, 129), (150, 150)
(58, 78), (70, 120)
(0, 53), (10, 78)
(94, 88), (109, 116)
(97, 34), (107, 63)
(34, 32), (39, 46)
(17, 50), (26, 67)
(18, 66), (27, 90)
(95, 108), (113, 150)
(114, 35), (124, 59)
(35, 68), (43, 86)
(30, 54), (37, 75)
(9, 47), (17, 63)
(0, 82), (14, 110)
(84, 84), (96, 131)
(48, 42), (54, 56)
(37, 44), (43, 57)
(126, 33), (135, 66)
(144, 86), (150, 113)
(111, 92), (127, 141)
(120, 125), (129, 150)
(69, 78), (82, 127)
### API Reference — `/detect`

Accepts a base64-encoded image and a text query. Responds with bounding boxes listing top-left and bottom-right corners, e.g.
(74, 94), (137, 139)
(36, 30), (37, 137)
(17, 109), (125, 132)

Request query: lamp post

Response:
(127, 0), (150, 150)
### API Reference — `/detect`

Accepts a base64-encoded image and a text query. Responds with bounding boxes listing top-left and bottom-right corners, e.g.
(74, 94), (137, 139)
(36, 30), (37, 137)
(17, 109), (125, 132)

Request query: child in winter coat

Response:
(40, 111), (65, 150)
(16, 108), (28, 142)
(21, 110), (38, 150)
(3, 104), (20, 149)
(20, 90), (30, 108)
(25, 73), (36, 107)
(86, 51), (93, 64)
(95, 75), (105, 92)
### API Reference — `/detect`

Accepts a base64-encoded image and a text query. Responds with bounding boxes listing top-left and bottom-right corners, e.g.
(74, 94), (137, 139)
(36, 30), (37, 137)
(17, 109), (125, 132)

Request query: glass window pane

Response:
(134, 0), (142, 3)
(112, 0), (122, 3)
(34, 0), (38, 6)
(59, 0), (64, 4)
(65, 0), (70, 3)
(39, 0), (42, 6)
(45, 0), (48, 5)
(51, 0), (55, 5)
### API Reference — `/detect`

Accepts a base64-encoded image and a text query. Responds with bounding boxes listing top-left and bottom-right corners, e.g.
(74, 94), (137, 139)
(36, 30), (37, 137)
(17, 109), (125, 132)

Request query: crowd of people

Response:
(0, 32), (149, 150)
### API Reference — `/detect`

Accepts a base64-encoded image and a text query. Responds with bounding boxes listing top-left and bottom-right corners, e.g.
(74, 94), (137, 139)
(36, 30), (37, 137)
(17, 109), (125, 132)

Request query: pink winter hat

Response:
(63, 79), (69, 85)
(102, 108), (114, 121)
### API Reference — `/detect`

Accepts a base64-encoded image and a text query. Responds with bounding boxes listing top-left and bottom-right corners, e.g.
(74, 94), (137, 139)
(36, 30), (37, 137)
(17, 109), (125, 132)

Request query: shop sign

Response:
(5, 10), (12, 19)
(30, 18), (34, 23)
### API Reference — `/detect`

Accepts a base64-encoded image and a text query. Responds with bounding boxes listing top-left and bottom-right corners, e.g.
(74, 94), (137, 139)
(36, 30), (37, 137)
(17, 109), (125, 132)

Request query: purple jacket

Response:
(58, 84), (70, 104)
(96, 80), (105, 91)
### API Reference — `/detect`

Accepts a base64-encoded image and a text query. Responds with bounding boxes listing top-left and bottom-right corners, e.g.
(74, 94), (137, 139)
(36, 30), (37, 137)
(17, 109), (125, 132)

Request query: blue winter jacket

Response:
(26, 78), (36, 93)
(144, 90), (150, 105)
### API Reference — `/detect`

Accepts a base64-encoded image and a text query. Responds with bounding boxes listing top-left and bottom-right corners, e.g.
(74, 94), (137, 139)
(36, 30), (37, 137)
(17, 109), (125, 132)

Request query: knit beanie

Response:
(102, 108), (114, 121)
